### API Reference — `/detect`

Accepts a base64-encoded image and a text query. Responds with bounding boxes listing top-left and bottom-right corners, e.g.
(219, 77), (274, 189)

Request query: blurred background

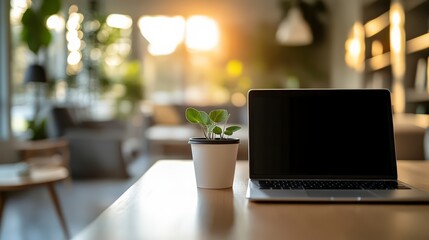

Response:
(2, 0), (429, 238)
(3, 0), (429, 138)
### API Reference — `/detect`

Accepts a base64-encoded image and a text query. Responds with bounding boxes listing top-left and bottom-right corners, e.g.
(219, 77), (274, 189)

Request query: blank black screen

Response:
(248, 89), (397, 179)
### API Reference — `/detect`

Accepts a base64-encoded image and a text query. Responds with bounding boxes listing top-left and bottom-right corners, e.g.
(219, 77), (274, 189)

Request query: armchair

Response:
(46, 106), (132, 178)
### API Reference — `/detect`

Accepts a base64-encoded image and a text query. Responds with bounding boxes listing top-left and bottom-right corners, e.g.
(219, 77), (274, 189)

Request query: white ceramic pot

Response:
(189, 137), (240, 189)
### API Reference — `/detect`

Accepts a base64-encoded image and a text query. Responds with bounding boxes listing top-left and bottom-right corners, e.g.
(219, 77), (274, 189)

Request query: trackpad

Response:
(306, 190), (376, 199)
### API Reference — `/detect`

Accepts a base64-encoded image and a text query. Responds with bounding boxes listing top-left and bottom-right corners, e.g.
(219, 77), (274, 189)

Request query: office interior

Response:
(1, 0), (429, 239)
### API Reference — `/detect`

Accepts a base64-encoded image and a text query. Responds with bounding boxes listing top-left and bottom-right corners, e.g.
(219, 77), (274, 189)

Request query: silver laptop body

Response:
(246, 89), (429, 202)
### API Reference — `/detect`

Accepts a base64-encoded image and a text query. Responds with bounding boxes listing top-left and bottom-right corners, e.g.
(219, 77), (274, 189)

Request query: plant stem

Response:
(200, 125), (208, 139)
(221, 114), (230, 139)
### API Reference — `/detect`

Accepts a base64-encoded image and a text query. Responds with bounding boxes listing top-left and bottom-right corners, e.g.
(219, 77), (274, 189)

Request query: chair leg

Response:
(47, 183), (70, 239)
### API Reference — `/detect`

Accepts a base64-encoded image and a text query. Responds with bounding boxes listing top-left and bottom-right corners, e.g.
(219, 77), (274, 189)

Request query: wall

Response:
(327, 0), (364, 88)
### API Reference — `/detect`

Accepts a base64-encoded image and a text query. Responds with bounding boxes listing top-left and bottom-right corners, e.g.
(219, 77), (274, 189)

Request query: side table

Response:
(0, 166), (70, 239)
(15, 138), (70, 172)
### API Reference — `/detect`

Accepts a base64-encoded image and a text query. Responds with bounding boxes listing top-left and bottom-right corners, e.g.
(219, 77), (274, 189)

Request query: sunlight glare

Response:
(47, 14), (65, 31)
(138, 16), (185, 56)
(106, 14), (133, 29)
(186, 16), (219, 51)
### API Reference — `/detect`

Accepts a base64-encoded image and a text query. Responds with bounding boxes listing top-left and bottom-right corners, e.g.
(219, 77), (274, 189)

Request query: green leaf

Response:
(209, 109), (228, 123)
(20, 8), (51, 55)
(213, 126), (222, 135)
(185, 107), (200, 124)
(199, 111), (210, 125)
(26, 25), (43, 54)
(40, 0), (61, 17)
(225, 126), (241, 136)
(40, 25), (52, 47)
(21, 8), (36, 25)
(224, 130), (232, 136)
(226, 126), (241, 132)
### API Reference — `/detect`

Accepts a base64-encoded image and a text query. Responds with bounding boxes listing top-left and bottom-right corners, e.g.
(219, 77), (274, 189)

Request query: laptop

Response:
(246, 89), (429, 202)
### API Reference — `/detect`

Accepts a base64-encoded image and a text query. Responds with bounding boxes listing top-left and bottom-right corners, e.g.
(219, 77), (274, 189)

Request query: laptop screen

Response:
(248, 89), (397, 179)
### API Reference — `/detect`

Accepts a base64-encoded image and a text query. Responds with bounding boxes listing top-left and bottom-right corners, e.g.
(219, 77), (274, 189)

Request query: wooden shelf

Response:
(366, 52), (391, 71)
(407, 33), (429, 54)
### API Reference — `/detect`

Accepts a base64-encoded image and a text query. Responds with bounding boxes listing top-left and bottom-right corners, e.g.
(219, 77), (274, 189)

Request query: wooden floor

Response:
(0, 153), (157, 240)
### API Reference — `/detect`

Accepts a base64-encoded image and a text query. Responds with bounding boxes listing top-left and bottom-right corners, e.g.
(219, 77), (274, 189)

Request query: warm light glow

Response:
(231, 92), (246, 107)
(67, 39), (82, 51)
(185, 16), (220, 51)
(66, 31), (78, 42)
(392, 82), (405, 113)
(390, 1), (405, 79)
(138, 15), (220, 55)
(391, 27), (403, 53)
(138, 16), (185, 56)
(407, 33), (429, 54)
(12, 116), (27, 133)
(345, 22), (365, 72)
(104, 41), (131, 66)
(371, 40), (383, 57)
(390, 10), (402, 26)
(367, 52), (390, 71)
(47, 14), (65, 31)
(67, 62), (83, 75)
(66, 6), (84, 75)
(10, 0), (29, 25)
(364, 12), (389, 37)
(67, 13), (84, 30)
(67, 51), (82, 65)
(390, 1), (405, 114)
(106, 14), (133, 29)
(226, 60), (243, 77)
(349, 39), (361, 57)
(69, 5), (78, 14)
(147, 44), (178, 56)
(11, 0), (28, 9)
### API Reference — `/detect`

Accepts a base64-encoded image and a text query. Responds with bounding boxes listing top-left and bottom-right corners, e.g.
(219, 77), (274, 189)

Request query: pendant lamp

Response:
(276, 6), (313, 46)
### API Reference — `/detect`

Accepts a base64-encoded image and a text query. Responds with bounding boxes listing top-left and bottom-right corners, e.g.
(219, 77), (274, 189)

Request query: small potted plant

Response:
(185, 107), (241, 189)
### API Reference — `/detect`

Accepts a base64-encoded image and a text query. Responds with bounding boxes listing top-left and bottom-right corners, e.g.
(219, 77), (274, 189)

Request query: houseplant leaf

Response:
(20, 9), (42, 54)
(213, 126), (222, 135)
(185, 108), (201, 124)
(199, 111), (211, 126)
(185, 107), (240, 140)
(209, 109), (228, 123)
(224, 126), (241, 136)
(20, 0), (60, 56)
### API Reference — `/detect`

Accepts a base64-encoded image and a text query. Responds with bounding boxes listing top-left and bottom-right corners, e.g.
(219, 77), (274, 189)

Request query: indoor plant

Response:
(20, 0), (61, 140)
(185, 107), (241, 189)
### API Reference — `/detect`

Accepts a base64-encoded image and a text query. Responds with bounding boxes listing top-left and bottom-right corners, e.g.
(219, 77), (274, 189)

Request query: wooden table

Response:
(0, 166), (70, 239)
(15, 138), (70, 170)
(72, 160), (429, 240)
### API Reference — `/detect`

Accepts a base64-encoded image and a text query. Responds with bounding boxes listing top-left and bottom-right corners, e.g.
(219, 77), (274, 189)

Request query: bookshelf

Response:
(363, 0), (429, 113)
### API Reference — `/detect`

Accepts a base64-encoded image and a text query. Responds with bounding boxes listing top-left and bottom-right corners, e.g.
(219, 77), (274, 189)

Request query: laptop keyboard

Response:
(258, 180), (411, 190)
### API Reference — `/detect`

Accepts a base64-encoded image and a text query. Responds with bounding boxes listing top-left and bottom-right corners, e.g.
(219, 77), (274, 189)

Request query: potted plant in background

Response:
(20, 0), (61, 140)
(185, 107), (241, 189)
